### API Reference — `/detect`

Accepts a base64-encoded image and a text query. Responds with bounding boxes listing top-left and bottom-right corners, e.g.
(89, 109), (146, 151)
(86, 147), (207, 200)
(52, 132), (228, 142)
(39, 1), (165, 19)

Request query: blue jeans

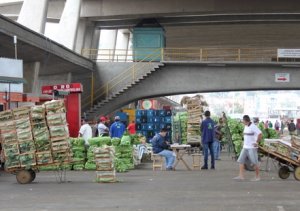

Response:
(203, 142), (215, 168)
(213, 139), (221, 160)
(158, 150), (175, 168)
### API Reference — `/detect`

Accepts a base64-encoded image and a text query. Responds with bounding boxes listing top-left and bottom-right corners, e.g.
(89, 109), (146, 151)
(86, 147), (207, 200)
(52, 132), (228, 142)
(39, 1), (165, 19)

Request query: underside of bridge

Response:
(1, 0), (300, 116)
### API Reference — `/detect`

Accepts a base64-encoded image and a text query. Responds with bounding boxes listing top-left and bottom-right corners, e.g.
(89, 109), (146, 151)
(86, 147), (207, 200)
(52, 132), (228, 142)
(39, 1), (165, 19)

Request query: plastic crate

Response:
(147, 124), (154, 131)
(147, 117), (153, 123)
(147, 110), (154, 117)
(153, 117), (160, 123)
(164, 117), (172, 123)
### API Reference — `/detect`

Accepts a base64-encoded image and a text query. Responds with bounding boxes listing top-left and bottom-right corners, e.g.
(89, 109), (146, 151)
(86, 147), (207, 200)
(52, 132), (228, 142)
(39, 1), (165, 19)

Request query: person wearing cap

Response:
(110, 116), (126, 138)
(98, 116), (109, 137)
(151, 128), (175, 170)
(201, 110), (215, 170)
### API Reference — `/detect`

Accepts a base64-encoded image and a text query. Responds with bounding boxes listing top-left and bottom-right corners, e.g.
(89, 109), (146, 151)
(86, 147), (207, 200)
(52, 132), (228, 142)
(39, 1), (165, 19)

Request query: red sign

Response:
(42, 83), (83, 95)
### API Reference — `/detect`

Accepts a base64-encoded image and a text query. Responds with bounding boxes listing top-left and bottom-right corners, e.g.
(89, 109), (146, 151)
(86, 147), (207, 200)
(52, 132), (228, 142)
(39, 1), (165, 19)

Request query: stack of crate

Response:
(13, 107), (36, 167)
(0, 110), (20, 169)
(94, 146), (116, 183)
(44, 100), (71, 163)
(30, 105), (53, 165)
(186, 98), (203, 144)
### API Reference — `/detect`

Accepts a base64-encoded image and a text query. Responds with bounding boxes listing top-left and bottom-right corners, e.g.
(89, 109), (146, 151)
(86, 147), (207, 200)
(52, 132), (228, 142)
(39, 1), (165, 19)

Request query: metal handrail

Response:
(81, 48), (162, 109)
(82, 47), (293, 63)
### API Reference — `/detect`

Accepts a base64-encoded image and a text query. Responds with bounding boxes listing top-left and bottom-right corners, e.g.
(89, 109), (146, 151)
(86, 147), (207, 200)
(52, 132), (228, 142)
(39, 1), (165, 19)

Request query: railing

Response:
(81, 47), (300, 63)
(81, 48), (162, 109)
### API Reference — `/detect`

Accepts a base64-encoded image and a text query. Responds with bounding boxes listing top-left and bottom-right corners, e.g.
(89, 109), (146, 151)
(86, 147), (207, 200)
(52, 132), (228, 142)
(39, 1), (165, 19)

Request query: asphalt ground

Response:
(0, 152), (300, 211)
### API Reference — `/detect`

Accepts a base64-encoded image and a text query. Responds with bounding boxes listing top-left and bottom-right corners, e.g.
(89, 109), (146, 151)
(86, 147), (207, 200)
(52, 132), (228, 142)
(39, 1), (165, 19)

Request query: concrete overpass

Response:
(84, 61), (300, 119)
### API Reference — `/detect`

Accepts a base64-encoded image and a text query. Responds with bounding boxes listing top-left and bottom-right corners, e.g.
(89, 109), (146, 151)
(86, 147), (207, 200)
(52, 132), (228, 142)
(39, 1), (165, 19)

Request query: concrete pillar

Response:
(54, 0), (81, 50)
(115, 29), (130, 62)
(75, 19), (87, 54)
(77, 21), (100, 60)
(17, 0), (49, 34)
(67, 72), (72, 83)
(98, 29), (117, 61)
(23, 62), (40, 94)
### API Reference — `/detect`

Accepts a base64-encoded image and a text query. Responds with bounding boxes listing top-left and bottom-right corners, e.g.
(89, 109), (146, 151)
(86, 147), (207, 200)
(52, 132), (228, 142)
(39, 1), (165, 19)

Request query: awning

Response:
(0, 76), (27, 84)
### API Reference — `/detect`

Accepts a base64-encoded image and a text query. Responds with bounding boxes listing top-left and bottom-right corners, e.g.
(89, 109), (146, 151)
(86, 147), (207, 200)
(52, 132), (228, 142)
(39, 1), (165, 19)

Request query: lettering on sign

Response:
(277, 49), (300, 58)
(275, 73), (290, 83)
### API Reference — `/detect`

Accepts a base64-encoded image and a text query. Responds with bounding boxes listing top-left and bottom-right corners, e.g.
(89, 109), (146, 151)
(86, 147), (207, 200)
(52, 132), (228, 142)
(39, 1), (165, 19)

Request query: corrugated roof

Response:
(0, 76), (26, 84)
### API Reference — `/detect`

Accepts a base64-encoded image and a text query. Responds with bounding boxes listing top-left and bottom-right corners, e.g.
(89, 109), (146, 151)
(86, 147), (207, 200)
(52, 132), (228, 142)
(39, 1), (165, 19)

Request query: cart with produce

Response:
(258, 137), (300, 181)
(0, 100), (73, 184)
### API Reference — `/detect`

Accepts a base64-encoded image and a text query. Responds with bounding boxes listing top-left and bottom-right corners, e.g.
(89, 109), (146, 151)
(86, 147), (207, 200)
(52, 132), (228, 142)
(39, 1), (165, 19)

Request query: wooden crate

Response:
(19, 153), (37, 167)
(0, 110), (13, 121)
(36, 151), (53, 165)
(13, 107), (31, 120)
(51, 140), (70, 151)
(52, 150), (72, 163)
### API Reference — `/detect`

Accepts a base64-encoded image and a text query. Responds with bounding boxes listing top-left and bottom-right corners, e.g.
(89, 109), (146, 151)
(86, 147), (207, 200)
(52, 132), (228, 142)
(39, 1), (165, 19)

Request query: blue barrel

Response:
(136, 123), (142, 130)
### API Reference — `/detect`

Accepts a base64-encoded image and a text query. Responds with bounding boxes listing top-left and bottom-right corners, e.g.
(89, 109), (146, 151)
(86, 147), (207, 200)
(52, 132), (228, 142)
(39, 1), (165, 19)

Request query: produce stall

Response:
(0, 100), (73, 184)
(259, 137), (300, 181)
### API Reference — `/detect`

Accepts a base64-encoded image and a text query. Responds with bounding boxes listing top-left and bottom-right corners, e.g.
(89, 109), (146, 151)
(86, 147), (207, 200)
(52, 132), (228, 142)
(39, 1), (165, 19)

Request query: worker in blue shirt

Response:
(151, 128), (175, 170)
(201, 110), (215, 170)
(110, 116), (126, 138)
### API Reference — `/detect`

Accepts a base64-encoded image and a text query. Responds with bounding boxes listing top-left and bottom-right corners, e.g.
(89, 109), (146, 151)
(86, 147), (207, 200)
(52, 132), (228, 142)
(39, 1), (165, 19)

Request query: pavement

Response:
(0, 152), (300, 211)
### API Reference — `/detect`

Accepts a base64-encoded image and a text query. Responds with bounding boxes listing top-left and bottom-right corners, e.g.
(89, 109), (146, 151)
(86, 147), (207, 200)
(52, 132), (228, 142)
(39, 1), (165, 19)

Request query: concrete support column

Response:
(78, 22), (100, 60)
(98, 29), (117, 61)
(17, 0), (49, 34)
(75, 19), (87, 54)
(54, 0), (82, 50)
(23, 62), (40, 94)
(115, 29), (130, 62)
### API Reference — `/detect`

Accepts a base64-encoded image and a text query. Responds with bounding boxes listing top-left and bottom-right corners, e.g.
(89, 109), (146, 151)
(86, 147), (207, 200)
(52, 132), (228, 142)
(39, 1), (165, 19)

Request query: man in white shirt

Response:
(79, 119), (92, 147)
(233, 115), (262, 181)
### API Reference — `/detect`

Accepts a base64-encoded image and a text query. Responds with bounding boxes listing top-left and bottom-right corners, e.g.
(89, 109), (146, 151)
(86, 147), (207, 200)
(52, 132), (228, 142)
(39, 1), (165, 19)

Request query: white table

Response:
(170, 144), (192, 170)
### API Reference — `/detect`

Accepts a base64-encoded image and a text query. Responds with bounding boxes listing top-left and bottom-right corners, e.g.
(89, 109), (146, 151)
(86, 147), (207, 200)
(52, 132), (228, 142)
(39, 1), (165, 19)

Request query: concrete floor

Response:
(0, 153), (300, 211)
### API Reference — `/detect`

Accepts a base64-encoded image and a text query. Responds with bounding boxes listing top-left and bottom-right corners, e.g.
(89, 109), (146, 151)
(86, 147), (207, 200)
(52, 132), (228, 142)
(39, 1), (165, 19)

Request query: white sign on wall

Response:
(277, 49), (300, 58)
(275, 73), (290, 83)
(0, 58), (23, 92)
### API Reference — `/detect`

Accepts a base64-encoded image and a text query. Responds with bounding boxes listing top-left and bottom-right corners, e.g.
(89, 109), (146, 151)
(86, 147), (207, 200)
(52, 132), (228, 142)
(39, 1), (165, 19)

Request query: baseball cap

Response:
(100, 116), (106, 121)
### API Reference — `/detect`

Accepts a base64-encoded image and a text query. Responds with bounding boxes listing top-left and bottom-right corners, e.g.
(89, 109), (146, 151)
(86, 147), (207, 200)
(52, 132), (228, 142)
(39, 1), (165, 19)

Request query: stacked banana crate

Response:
(30, 105), (53, 165)
(13, 107), (36, 167)
(44, 100), (71, 163)
(186, 98), (203, 144)
(0, 110), (20, 169)
(94, 146), (116, 183)
(0, 100), (72, 171)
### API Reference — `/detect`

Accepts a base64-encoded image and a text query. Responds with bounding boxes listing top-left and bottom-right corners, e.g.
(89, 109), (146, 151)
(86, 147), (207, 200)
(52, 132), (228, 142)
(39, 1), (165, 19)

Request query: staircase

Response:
(82, 51), (164, 120)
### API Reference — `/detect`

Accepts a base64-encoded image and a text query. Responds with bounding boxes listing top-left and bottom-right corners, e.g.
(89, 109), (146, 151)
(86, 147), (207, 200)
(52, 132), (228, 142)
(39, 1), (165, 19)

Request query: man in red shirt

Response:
(127, 120), (136, 134)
